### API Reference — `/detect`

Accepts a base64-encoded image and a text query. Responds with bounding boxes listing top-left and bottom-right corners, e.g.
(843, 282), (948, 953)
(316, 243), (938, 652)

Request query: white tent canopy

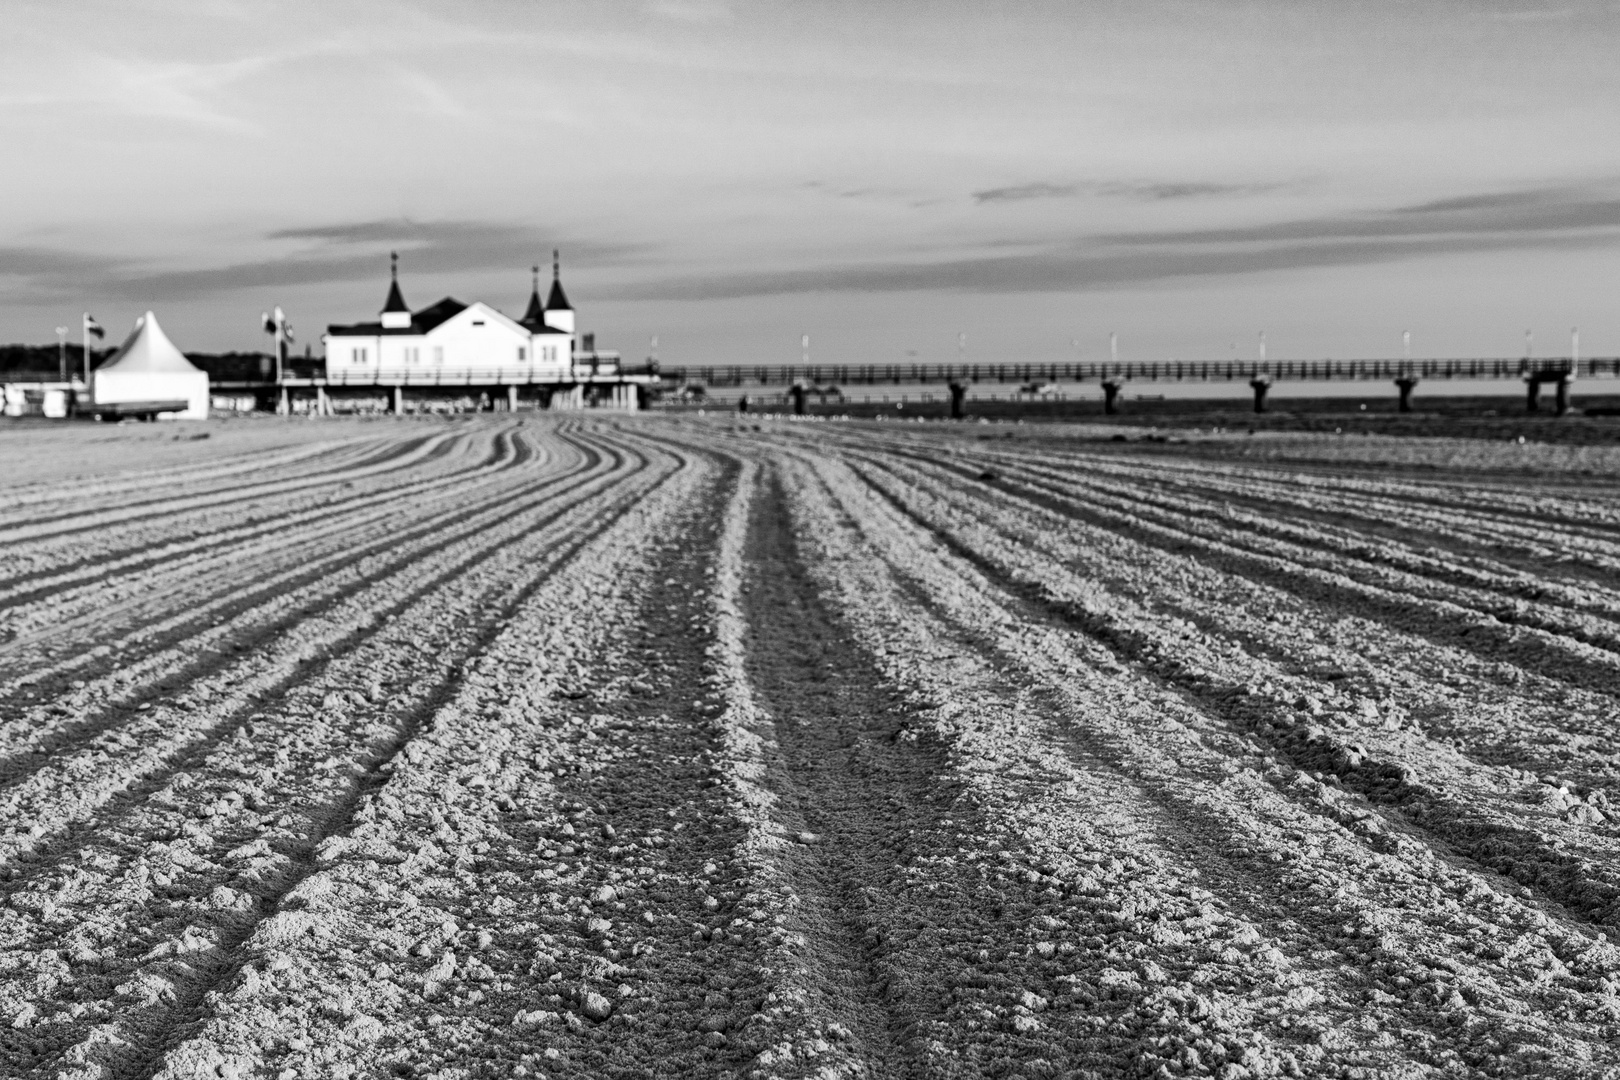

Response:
(92, 311), (209, 419)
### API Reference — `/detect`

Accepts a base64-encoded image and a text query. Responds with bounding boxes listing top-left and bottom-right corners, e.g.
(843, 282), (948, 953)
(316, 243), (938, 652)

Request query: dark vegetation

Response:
(0, 344), (279, 382)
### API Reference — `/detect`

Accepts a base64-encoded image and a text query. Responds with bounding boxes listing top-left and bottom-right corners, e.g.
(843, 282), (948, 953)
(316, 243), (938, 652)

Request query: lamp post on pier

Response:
(1396, 331), (1419, 412)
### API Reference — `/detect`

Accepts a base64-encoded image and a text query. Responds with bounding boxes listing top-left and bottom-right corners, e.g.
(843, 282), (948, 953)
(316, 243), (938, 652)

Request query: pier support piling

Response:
(789, 384), (807, 415)
(1101, 377), (1124, 415)
(1249, 374), (1273, 414)
(1395, 376), (1419, 413)
(948, 381), (967, 420)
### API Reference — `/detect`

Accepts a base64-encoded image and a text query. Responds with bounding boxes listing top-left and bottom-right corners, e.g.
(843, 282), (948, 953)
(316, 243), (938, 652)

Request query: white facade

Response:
(543, 306), (575, 335)
(324, 302), (572, 383)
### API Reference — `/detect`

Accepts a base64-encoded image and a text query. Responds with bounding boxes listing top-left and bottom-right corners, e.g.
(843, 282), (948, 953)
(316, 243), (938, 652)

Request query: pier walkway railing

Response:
(655, 357), (1608, 388)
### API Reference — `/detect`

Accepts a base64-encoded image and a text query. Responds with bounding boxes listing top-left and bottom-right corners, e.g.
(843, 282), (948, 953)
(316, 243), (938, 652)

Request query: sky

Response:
(4, 0), (1620, 366)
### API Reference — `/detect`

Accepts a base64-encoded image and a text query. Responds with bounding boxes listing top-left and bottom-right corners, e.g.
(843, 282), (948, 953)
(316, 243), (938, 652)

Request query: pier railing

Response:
(654, 357), (1607, 387)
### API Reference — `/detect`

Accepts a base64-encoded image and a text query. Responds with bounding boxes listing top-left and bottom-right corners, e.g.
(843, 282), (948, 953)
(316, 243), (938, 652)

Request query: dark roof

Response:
(382, 277), (409, 314)
(328, 297), (468, 337)
(413, 297), (467, 332)
(545, 278), (572, 312)
(522, 285), (545, 325)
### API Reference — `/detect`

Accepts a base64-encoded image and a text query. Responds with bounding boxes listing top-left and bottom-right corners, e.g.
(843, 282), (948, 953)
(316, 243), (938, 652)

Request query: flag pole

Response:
(82, 313), (90, 384)
(56, 327), (67, 382)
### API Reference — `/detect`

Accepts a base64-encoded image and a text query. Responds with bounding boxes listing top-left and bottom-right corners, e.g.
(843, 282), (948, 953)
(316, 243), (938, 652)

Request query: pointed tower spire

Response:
(381, 251), (412, 328)
(522, 263), (545, 325)
(545, 248), (572, 314)
(543, 247), (575, 333)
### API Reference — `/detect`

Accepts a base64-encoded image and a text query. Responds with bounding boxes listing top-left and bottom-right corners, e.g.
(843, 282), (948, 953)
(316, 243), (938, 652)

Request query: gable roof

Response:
(328, 297), (467, 337)
(100, 312), (203, 374)
(327, 296), (571, 338)
(414, 297), (467, 332)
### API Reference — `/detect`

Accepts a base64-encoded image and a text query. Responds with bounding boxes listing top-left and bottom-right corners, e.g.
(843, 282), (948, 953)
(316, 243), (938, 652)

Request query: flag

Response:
(85, 315), (104, 340)
(283, 321), (295, 345)
(262, 311), (275, 335)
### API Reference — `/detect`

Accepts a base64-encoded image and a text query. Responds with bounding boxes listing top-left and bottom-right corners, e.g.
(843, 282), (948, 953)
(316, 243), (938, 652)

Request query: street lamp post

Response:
(262, 307), (293, 383)
(81, 313), (104, 385)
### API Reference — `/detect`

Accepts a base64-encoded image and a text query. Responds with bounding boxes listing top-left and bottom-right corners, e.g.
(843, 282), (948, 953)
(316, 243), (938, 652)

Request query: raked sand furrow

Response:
(0, 427), (465, 549)
(0, 431), (376, 514)
(0, 427), (579, 701)
(5, 437), (679, 1079)
(0, 426), (493, 585)
(847, 449), (1620, 946)
(0, 424), (548, 657)
(887, 443), (1620, 703)
(794, 444), (1620, 1078)
(96, 436), (714, 1080)
(0, 431), (623, 798)
(13, 414), (1620, 1079)
(998, 453), (1620, 644)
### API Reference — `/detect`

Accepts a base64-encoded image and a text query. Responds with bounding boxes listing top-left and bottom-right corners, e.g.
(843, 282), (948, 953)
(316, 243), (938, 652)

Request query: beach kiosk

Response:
(89, 312), (209, 420)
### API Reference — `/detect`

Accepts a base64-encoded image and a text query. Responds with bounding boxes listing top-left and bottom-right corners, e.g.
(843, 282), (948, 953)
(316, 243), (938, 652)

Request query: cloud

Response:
(1111, 182), (1276, 201)
(612, 228), (1617, 301)
(1481, 6), (1572, 21)
(266, 218), (642, 272)
(1119, 186), (1620, 246)
(644, 0), (733, 23)
(972, 182), (1078, 203)
(0, 219), (646, 306)
(971, 179), (1285, 204)
(1395, 188), (1567, 214)
(0, 246), (119, 277)
(11, 186), (1619, 313)
(614, 183), (1620, 300)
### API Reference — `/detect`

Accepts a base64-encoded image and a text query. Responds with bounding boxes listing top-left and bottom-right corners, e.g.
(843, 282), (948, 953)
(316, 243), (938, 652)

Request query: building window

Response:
(433, 346), (444, 364)
(518, 346), (526, 361)
(353, 346), (368, 364)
